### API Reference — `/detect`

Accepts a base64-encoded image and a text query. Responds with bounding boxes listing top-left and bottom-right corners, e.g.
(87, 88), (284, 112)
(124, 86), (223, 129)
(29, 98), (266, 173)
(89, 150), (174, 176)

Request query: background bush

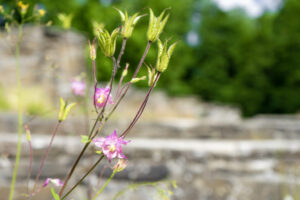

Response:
(1, 0), (300, 116)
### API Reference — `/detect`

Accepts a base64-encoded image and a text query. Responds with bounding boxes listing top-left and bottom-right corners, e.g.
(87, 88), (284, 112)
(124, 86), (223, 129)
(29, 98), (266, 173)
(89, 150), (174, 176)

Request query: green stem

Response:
(9, 24), (23, 200)
(92, 170), (116, 200)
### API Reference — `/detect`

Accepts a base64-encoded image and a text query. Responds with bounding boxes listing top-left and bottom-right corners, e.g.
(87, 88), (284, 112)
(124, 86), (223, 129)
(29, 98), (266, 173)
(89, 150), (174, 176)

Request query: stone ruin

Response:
(0, 26), (300, 200)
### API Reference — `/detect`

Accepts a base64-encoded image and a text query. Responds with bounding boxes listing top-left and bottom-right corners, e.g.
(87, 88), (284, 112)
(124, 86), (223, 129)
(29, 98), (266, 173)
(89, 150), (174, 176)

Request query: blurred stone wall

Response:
(1, 27), (300, 200)
(0, 26), (86, 99)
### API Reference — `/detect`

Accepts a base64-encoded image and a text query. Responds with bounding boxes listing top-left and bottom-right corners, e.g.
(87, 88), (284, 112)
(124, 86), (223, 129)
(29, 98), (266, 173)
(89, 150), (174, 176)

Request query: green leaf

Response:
(81, 135), (91, 144)
(95, 150), (102, 155)
(51, 188), (61, 200)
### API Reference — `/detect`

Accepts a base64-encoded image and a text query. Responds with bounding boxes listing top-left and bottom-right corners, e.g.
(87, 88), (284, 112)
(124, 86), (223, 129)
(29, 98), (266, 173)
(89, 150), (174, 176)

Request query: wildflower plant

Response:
(56, 7), (176, 199)
(3, 3), (177, 199)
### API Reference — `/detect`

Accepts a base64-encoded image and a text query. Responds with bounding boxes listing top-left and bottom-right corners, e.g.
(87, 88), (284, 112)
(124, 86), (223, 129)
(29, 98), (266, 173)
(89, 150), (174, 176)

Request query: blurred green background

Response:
(1, 0), (300, 116)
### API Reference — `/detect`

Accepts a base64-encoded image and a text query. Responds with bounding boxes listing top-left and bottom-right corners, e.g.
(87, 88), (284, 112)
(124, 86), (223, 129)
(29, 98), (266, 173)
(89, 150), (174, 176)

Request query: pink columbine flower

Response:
(94, 86), (113, 108)
(42, 178), (63, 187)
(71, 79), (86, 96)
(93, 130), (130, 162)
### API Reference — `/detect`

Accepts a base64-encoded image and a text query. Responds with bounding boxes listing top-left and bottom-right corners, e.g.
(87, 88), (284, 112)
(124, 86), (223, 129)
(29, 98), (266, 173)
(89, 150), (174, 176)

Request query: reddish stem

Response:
(116, 38), (127, 68)
(26, 141), (33, 194)
(121, 72), (160, 138)
(115, 63), (129, 99)
(59, 42), (151, 197)
(32, 122), (61, 193)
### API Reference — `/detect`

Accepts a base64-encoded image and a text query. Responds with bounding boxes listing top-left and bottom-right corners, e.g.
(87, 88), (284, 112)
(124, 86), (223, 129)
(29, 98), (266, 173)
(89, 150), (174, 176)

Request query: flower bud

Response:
(146, 65), (158, 86)
(122, 63), (129, 77)
(147, 8), (169, 42)
(92, 21), (105, 36)
(18, 1), (29, 16)
(96, 28), (119, 57)
(43, 178), (63, 187)
(38, 9), (46, 17)
(130, 76), (146, 83)
(0, 5), (4, 13)
(25, 125), (31, 142)
(113, 159), (128, 173)
(58, 98), (76, 122)
(88, 40), (97, 60)
(156, 39), (177, 72)
(122, 69), (128, 77)
(46, 21), (52, 27)
(58, 13), (73, 30)
(116, 8), (144, 39)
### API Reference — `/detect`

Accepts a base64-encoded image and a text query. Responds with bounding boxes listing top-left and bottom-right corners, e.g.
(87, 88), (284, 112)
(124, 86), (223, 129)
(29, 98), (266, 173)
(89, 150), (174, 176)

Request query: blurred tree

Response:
(192, 0), (300, 116)
(1, 0), (300, 116)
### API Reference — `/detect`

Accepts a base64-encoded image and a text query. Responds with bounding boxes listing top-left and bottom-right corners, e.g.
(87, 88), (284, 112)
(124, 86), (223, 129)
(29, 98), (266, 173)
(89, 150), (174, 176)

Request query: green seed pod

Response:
(147, 8), (169, 42)
(88, 41), (97, 61)
(116, 8), (144, 39)
(156, 39), (177, 72)
(96, 28), (119, 57)
(146, 64), (157, 86)
(58, 13), (73, 30)
(58, 98), (76, 122)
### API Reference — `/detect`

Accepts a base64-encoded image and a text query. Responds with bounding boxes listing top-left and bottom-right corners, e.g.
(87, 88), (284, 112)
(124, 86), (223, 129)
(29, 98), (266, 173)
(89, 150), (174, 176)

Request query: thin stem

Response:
(60, 42), (151, 197)
(59, 143), (89, 196)
(63, 71), (160, 200)
(105, 41), (152, 121)
(59, 57), (116, 196)
(61, 155), (104, 200)
(116, 38), (127, 68)
(92, 170), (116, 200)
(91, 38), (98, 111)
(26, 139), (33, 195)
(98, 57), (117, 119)
(96, 165), (110, 188)
(59, 115), (104, 197)
(93, 59), (98, 112)
(9, 24), (23, 200)
(115, 63), (129, 99)
(83, 95), (90, 133)
(132, 41), (151, 78)
(90, 39), (97, 85)
(33, 122), (61, 192)
(121, 72), (160, 138)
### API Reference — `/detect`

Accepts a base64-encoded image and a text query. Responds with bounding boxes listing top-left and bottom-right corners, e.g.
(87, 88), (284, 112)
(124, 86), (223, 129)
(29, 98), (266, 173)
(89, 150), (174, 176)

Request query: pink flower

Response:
(94, 86), (113, 108)
(42, 178), (63, 187)
(93, 130), (130, 162)
(71, 79), (86, 96)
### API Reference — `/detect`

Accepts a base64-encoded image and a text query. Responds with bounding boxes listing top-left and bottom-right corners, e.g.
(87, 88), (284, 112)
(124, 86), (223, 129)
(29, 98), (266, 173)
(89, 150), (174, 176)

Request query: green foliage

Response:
(192, 0), (300, 116)
(0, 85), (53, 116)
(1, 0), (300, 116)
